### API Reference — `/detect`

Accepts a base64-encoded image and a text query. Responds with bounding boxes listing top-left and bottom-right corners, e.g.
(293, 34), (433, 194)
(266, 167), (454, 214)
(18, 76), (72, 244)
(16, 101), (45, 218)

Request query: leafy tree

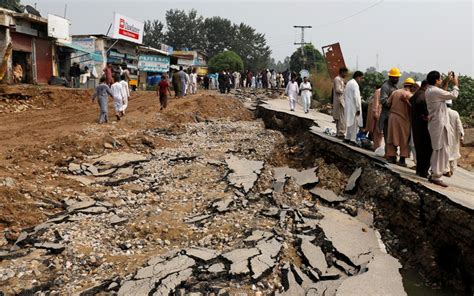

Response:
(200, 17), (235, 58)
(269, 56), (290, 72)
(164, 9), (203, 50)
(146, 10), (271, 72)
(289, 44), (324, 72)
(361, 71), (385, 100)
(454, 75), (474, 126)
(208, 51), (244, 73)
(143, 20), (164, 49)
(231, 23), (271, 72)
(0, 0), (23, 12)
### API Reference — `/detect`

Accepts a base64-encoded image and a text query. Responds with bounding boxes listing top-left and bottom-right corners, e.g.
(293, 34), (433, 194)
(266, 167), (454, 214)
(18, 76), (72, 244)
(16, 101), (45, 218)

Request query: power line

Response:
(313, 0), (384, 29)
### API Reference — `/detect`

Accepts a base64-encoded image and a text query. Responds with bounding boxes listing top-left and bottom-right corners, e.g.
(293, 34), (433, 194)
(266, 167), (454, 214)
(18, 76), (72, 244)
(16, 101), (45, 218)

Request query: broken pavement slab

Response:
(225, 156), (264, 193)
(109, 215), (128, 226)
(211, 198), (234, 213)
(310, 187), (347, 203)
(336, 252), (406, 296)
(317, 206), (382, 266)
(94, 152), (148, 169)
(222, 247), (260, 275)
(184, 247), (220, 262)
(299, 238), (328, 274)
(345, 167), (362, 193)
(34, 242), (65, 253)
(67, 200), (97, 212)
(273, 166), (319, 187)
(134, 254), (195, 280)
(184, 214), (211, 224)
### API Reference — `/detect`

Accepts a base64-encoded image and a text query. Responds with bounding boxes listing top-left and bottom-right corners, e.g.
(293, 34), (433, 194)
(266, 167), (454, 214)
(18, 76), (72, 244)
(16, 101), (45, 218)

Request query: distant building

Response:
(72, 34), (140, 89)
(0, 7), (54, 84)
(171, 50), (208, 76)
(138, 45), (171, 90)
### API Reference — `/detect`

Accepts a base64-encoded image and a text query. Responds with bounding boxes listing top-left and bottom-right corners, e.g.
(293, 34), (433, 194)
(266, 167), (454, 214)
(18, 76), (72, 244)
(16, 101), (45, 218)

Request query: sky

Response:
(26, 0), (474, 76)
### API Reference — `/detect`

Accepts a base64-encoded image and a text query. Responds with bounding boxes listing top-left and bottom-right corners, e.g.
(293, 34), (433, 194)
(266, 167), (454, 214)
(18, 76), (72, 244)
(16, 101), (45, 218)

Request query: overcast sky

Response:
(28, 0), (473, 76)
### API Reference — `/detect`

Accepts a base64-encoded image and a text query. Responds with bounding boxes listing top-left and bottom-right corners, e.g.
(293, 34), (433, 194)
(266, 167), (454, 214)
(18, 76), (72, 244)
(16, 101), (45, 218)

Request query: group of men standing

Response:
(171, 66), (198, 97)
(332, 67), (464, 187)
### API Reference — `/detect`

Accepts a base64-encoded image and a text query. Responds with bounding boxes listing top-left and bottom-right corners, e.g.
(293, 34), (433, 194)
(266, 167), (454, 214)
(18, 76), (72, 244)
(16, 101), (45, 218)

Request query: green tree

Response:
(269, 56), (290, 72)
(361, 71), (385, 100)
(164, 9), (204, 50)
(143, 20), (164, 49)
(289, 44), (324, 72)
(0, 0), (23, 12)
(231, 23), (271, 72)
(454, 75), (474, 126)
(208, 51), (244, 73)
(201, 17), (235, 58)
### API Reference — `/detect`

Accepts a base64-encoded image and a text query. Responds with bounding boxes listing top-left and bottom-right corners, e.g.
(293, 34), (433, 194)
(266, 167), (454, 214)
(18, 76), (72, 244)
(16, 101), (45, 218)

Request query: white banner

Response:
(48, 14), (71, 43)
(112, 13), (144, 44)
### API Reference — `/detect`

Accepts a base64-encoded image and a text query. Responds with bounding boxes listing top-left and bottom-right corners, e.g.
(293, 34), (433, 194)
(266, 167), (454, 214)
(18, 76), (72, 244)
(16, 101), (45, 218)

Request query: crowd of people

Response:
(332, 67), (464, 188)
(91, 63), (465, 188)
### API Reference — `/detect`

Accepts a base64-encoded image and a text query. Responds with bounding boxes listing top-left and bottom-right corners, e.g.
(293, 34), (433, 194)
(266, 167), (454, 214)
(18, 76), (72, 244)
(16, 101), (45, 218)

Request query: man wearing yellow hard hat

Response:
(385, 77), (417, 166)
(378, 67), (402, 147)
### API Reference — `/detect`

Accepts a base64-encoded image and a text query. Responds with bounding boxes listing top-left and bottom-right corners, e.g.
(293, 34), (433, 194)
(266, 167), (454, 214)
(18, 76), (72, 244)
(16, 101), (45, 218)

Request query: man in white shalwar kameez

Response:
(344, 71), (364, 144)
(285, 77), (299, 112)
(446, 100), (464, 176)
(425, 71), (459, 187)
(300, 77), (312, 114)
(111, 75), (125, 121)
(333, 67), (348, 138)
(119, 75), (130, 115)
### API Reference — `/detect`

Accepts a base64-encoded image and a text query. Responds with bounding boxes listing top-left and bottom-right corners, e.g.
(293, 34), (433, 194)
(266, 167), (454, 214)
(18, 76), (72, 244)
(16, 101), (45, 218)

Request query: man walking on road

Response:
(379, 67), (401, 144)
(333, 67), (348, 138)
(178, 66), (188, 97)
(300, 76), (312, 114)
(343, 71), (364, 145)
(425, 70), (459, 187)
(285, 76), (299, 112)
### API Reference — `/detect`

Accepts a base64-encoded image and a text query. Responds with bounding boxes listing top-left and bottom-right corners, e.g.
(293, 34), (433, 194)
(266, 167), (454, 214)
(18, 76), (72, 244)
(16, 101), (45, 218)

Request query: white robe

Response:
(447, 107), (464, 160)
(285, 81), (299, 100)
(119, 80), (130, 112)
(111, 82), (125, 112)
(425, 85), (459, 150)
(344, 79), (362, 127)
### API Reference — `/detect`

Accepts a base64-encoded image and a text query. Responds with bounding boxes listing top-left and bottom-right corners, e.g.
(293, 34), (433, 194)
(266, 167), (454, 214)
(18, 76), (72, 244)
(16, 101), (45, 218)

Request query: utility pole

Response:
(293, 25), (312, 69)
(376, 53), (379, 71)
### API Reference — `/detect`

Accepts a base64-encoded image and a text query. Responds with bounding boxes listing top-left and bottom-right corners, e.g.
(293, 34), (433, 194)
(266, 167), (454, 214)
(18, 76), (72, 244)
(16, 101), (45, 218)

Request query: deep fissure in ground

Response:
(257, 105), (473, 295)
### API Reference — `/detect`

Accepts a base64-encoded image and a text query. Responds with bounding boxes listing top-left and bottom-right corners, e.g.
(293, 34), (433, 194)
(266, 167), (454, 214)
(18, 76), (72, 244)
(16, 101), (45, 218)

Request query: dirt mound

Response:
(162, 94), (253, 123)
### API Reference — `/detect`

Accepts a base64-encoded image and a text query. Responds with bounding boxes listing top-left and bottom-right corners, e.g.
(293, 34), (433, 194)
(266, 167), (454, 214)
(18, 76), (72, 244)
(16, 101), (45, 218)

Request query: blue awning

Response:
(57, 41), (103, 62)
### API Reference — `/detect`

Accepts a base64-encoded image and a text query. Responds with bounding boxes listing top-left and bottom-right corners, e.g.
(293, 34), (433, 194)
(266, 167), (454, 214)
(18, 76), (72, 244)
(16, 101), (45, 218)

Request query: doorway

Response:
(12, 51), (33, 84)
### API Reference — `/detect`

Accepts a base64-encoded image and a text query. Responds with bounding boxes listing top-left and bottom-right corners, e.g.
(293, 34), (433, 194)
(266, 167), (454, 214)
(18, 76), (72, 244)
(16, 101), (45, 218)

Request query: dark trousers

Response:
(413, 122), (432, 177)
(159, 93), (168, 109)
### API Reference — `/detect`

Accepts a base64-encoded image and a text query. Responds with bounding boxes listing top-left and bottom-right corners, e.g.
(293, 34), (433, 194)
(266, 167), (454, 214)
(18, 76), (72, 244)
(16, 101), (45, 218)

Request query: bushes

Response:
(208, 51), (244, 73)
